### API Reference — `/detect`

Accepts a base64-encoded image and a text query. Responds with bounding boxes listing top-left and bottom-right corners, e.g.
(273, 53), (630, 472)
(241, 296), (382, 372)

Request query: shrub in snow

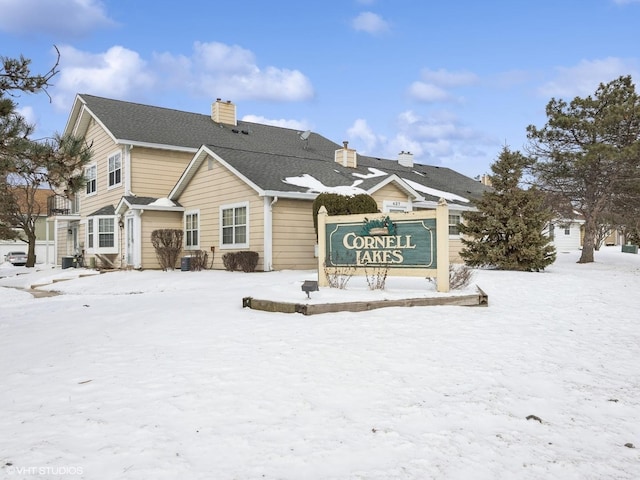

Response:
(151, 229), (183, 271)
(323, 261), (355, 289)
(448, 264), (474, 290)
(189, 250), (209, 271)
(222, 251), (259, 272)
(363, 263), (389, 290)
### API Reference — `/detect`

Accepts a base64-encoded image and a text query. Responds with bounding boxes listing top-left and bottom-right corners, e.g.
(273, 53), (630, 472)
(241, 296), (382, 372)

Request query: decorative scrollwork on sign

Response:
(360, 216), (396, 236)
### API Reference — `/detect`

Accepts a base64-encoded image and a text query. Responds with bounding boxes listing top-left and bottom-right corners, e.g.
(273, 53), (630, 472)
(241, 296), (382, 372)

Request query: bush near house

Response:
(151, 229), (183, 271)
(312, 193), (379, 237)
(222, 251), (259, 272)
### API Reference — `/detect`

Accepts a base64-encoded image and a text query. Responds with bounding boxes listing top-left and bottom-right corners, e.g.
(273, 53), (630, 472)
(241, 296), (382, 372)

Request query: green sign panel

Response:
(325, 217), (437, 268)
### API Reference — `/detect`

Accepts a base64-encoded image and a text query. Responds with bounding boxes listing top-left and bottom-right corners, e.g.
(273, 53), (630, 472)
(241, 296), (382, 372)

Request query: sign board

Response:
(317, 200), (450, 292)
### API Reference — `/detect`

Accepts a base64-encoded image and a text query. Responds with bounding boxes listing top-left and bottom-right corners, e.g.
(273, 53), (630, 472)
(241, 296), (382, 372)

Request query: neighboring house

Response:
(53, 94), (489, 270)
(546, 218), (585, 252)
(1, 188), (55, 263)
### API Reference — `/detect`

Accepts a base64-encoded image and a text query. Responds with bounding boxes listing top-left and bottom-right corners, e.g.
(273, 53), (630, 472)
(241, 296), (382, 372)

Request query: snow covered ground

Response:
(1, 247), (639, 479)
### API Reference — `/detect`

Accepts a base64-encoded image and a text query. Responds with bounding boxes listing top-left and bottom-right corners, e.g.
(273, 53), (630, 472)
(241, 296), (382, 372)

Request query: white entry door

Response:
(124, 212), (141, 268)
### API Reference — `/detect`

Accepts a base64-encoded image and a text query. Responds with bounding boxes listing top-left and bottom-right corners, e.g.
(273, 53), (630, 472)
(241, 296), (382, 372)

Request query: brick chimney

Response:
(398, 150), (414, 168)
(211, 98), (237, 126)
(335, 141), (357, 168)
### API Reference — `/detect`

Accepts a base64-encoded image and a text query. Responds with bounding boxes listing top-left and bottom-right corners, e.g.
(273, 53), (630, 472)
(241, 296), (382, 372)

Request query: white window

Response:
(449, 213), (461, 236)
(85, 164), (97, 195)
(108, 152), (122, 188)
(98, 218), (115, 248)
(86, 216), (118, 254)
(220, 202), (248, 248)
(87, 219), (94, 249)
(185, 211), (199, 249)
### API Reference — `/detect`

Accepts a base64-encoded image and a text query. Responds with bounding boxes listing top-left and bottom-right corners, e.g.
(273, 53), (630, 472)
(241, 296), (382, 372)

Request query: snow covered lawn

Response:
(1, 247), (639, 479)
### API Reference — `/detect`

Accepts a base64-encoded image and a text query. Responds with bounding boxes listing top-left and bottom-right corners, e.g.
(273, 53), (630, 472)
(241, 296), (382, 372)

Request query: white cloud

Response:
(17, 105), (37, 125)
(51, 45), (155, 110)
(241, 115), (310, 131)
(0, 0), (115, 36)
(419, 68), (479, 87)
(346, 110), (493, 176)
(49, 41), (315, 111)
(538, 57), (639, 98)
(408, 82), (451, 102)
(347, 118), (383, 152)
(352, 12), (390, 34)
(193, 42), (257, 74)
(158, 41), (315, 102)
(408, 68), (478, 103)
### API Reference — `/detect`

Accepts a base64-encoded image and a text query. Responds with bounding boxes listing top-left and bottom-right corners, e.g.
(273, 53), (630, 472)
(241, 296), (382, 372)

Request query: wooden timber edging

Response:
(243, 286), (488, 315)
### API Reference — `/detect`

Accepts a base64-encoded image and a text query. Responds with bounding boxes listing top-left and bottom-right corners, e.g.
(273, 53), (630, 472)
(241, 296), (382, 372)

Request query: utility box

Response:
(180, 256), (191, 271)
(61, 256), (74, 269)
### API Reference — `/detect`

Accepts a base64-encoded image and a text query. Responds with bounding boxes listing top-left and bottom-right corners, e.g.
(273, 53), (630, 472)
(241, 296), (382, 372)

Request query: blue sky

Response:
(1, 0), (639, 178)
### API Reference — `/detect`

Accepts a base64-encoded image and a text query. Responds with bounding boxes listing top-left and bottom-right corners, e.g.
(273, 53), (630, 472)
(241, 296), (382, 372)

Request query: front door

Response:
(124, 212), (141, 268)
(126, 216), (134, 265)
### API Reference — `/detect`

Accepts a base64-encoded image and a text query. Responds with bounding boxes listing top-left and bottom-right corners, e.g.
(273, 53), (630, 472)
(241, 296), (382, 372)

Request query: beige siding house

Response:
(50, 94), (488, 270)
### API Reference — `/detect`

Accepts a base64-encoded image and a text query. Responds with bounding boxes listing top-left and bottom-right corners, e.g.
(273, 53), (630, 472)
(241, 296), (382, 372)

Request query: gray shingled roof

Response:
(88, 205), (115, 216)
(79, 94), (489, 205)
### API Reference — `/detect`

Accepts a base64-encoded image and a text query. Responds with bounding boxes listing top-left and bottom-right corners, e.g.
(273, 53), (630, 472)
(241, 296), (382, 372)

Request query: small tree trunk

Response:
(26, 232), (37, 267)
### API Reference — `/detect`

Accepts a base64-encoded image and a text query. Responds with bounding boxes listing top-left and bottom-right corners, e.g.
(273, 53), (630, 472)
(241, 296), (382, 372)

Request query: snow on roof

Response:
(402, 178), (469, 203)
(352, 168), (387, 180)
(282, 174), (368, 195)
(149, 198), (176, 207)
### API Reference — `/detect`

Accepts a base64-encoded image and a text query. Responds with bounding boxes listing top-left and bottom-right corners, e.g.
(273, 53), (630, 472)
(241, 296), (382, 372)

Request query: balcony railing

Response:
(47, 194), (80, 216)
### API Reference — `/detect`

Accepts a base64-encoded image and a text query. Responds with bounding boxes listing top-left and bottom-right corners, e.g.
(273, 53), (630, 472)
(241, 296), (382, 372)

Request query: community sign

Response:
(316, 200), (450, 292)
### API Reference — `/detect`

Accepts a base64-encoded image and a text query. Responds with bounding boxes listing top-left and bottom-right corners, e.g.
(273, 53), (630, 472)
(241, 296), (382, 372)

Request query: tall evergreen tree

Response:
(526, 75), (640, 263)
(459, 147), (556, 271)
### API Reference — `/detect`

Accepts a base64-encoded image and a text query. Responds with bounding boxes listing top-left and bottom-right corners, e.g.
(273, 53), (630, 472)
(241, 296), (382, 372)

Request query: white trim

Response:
(107, 150), (123, 189)
(115, 197), (185, 215)
(367, 174), (425, 201)
(219, 201), (249, 250)
(85, 216), (94, 251)
(85, 163), (97, 196)
(116, 139), (198, 153)
(86, 215), (119, 254)
(184, 209), (200, 250)
(414, 200), (477, 211)
(382, 200), (411, 213)
(124, 210), (142, 268)
(448, 211), (463, 238)
(262, 190), (317, 200)
(263, 196), (277, 271)
(124, 145), (132, 195)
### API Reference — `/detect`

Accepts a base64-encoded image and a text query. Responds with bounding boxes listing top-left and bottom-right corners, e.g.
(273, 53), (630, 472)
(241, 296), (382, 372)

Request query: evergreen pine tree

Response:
(459, 147), (556, 271)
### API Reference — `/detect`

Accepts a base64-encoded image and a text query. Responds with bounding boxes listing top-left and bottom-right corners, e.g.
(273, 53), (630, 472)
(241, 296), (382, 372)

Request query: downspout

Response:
(124, 145), (133, 195)
(263, 196), (278, 272)
(53, 217), (58, 266)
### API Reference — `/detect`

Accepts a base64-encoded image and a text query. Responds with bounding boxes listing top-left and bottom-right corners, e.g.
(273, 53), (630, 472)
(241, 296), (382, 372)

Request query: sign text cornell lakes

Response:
(325, 218), (437, 268)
